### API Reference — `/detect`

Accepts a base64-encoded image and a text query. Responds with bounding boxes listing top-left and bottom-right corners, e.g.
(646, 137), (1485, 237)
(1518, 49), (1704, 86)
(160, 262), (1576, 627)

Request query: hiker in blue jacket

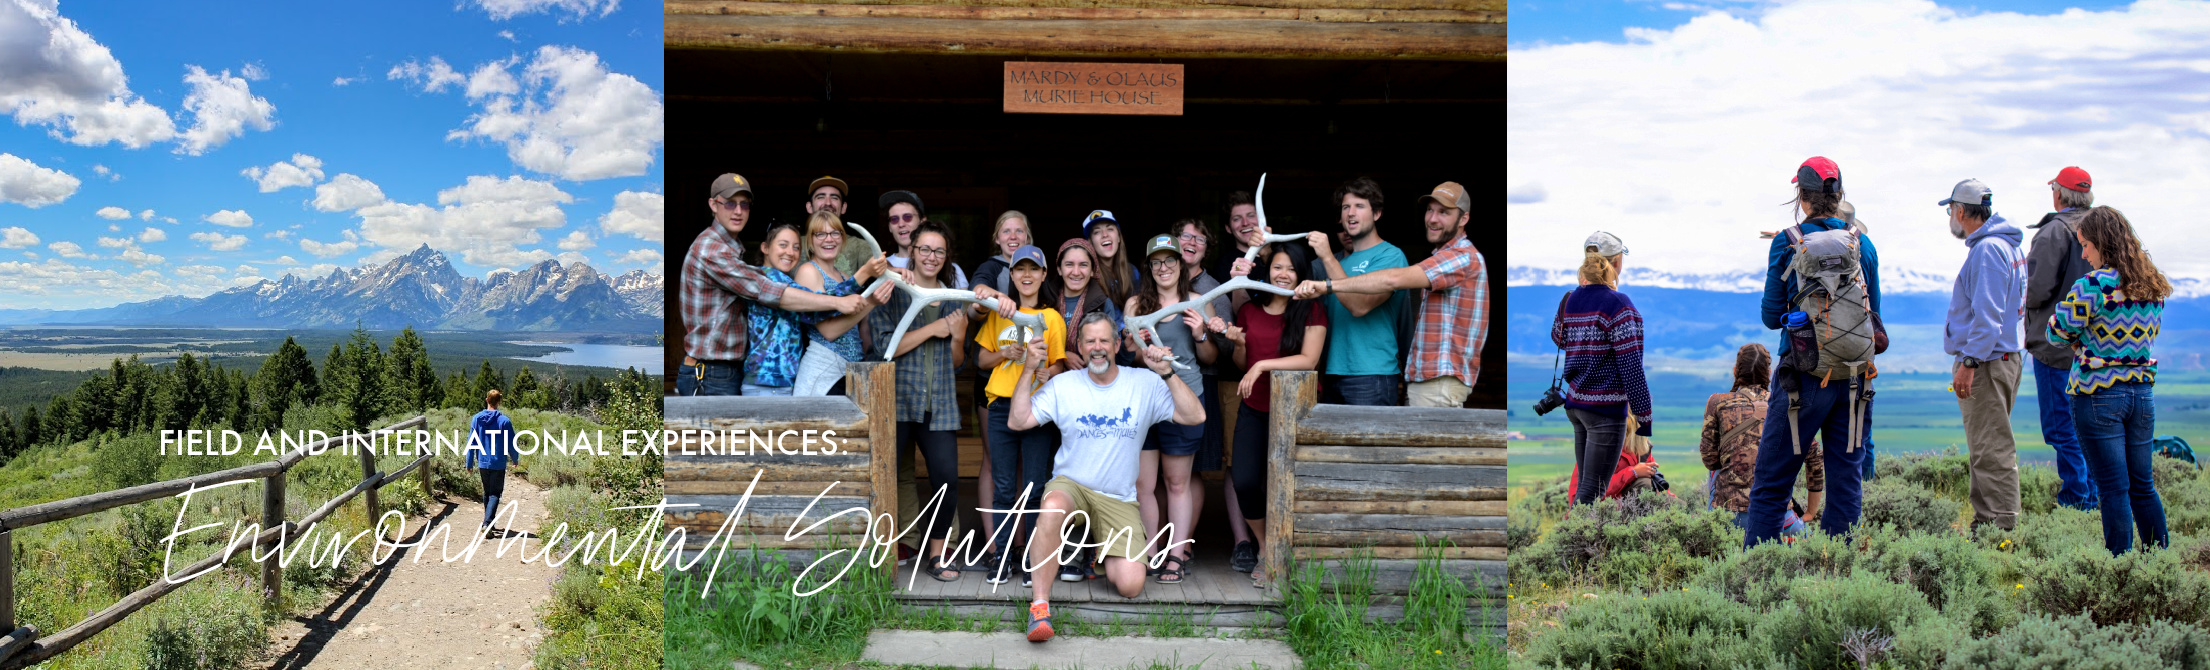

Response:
(466, 389), (520, 535)
(1939, 179), (2028, 534)
(1743, 157), (1882, 548)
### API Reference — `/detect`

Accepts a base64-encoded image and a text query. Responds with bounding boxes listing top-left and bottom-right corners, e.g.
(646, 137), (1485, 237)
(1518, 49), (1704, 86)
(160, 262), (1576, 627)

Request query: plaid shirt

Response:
(681, 222), (788, 362)
(1408, 234), (1488, 386)
(869, 288), (962, 430)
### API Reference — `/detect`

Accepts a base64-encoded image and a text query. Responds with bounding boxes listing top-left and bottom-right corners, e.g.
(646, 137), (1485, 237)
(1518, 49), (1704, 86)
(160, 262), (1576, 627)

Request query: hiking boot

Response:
(1026, 601), (1055, 642)
(1059, 549), (1097, 582)
(1021, 569), (1034, 588)
(1230, 540), (1258, 573)
(985, 551), (1017, 585)
(970, 548), (1002, 573)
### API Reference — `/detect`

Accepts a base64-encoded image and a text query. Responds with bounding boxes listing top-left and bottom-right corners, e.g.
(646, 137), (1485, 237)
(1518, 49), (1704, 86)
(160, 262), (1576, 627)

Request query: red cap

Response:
(2049, 166), (2091, 192)
(1791, 156), (1841, 193)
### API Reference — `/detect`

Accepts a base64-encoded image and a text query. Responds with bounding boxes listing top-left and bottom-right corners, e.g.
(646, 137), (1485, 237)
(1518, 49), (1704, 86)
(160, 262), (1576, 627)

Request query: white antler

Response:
(846, 222), (1046, 361)
(1125, 275), (1296, 370)
(1244, 172), (1304, 262)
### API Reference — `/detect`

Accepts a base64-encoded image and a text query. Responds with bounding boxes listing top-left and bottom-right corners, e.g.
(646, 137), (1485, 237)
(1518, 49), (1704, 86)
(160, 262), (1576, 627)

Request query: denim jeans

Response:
(986, 398), (1059, 550)
(1333, 374), (1401, 407)
(2035, 358), (2097, 509)
(2073, 381), (2165, 555)
(478, 467), (507, 528)
(1566, 409), (1627, 505)
(1743, 371), (1870, 548)
(740, 382), (792, 396)
(675, 361), (741, 396)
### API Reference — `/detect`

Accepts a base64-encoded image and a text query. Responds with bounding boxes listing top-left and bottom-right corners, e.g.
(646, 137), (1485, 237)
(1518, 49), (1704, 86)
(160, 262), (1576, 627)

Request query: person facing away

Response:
(1701, 343), (1823, 535)
(1549, 230), (1652, 507)
(466, 389), (519, 534)
(2024, 166), (2101, 511)
(2047, 205), (2171, 556)
(1742, 156), (1882, 548)
(1938, 179), (2028, 533)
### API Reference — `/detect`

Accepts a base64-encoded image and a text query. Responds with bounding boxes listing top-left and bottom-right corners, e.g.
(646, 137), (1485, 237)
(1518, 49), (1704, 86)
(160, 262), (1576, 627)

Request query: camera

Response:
(1533, 384), (1567, 416)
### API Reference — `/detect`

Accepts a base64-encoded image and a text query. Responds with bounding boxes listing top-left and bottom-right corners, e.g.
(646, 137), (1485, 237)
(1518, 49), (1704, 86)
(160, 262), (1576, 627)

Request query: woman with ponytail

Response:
(2049, 205), (2171, 555)
(1549, 231), (1652, 506)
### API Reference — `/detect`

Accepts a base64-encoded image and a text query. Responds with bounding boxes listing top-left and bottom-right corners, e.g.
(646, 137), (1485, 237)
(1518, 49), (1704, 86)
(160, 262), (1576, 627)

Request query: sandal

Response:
(927, 552), (962, 582)
(1154, 554), (1188, 584)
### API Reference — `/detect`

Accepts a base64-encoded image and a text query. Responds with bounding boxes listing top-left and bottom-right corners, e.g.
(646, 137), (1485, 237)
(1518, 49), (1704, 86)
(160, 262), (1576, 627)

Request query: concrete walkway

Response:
(859, 630), (1301, 669)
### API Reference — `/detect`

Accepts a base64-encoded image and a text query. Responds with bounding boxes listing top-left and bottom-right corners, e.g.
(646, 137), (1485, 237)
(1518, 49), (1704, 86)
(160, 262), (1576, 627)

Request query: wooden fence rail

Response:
(0, 415), (435, 669)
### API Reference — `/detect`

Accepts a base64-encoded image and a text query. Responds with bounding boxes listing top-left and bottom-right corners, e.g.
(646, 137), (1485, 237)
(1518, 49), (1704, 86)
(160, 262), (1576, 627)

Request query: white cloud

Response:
(91, 164), (116, 180)
(557, 229), (593, 250)
(0, 0), (179, 148)
(138, 208), (155, 221)
(189, 231), (248, 251)
(467, 58), (521, 99)
(275, 255), (298, 265)
(350, 174), (572, 266)
(332, 76), (356, 87)
(388, 56), (465, 93)
(1509, 0), (2210, 280)
(48, 241), (88, 258)
(264, 229), (291, 240)
(95, 206), (131, 220)
(240, 62), (268, 81)
(96, 236), (129, 248)
(443, 46), (663, 180)
(312, 173), (386, 211)
(469, 0), (620, 21)
(298, 237), (357, 257)
(497, 30), (517, 42)
(116, 245), (162, 266)
(105, 224), (117, 232)
(598, 190), (662, 241)
(612, 248), (660, 268)
(139, 227), (166, 243)
(175, 65), (277, 155)
(204, 209), (253, 228)
(0, 227), (38, 249)
(0, 153), (81, 207)
(241, 153), (324, 192)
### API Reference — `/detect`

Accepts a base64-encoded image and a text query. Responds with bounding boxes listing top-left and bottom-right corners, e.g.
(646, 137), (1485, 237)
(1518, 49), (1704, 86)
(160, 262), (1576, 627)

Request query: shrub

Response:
(2023, 545), (2210, 627)
(1511, 474), (1572, 525)
(93, 432), (161, 489)
(1753, 572), (1968, 670)
(1858, 525), (2010, 633)
(143, 593), (265, 670)
(1943, 613), (2210, 670)
(1507, 514), (1540, 552)
(1859, 480), (1960, 537)
(1692, 530), (1857, 609)
(1523, 586), (1774, 670)
(2019, 465), (2062, 516)
(1879, 449), (1970, 497)
(2158, 455), (2201, 490)
(1510, 490), (1738, 590)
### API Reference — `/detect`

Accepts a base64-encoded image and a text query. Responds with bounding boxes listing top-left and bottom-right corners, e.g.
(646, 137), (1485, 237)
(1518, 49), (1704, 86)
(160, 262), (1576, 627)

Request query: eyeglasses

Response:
(914, 246), (947, 259)
(716, 198), (751, 211)
(1147, 257), (1178, 269)
(813, 231), (843, 241)
(887, 213), (917, 225)
(1177, 233), (1206, 243)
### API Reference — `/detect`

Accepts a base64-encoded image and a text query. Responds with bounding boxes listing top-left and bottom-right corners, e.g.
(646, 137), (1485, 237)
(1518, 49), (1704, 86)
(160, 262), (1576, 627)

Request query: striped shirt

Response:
(2048, 267), (2161, 395)
(870, 287), (962, 430)
(1408, 234), (1487, 386)
(1550, 284), (1652, 435)
(680, 222), (788, 362)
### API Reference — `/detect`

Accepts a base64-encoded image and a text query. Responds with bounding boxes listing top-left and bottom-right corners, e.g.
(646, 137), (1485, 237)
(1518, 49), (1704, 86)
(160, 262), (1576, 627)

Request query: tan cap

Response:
(808, 175), (849, 197)
(1418, 181), (1469, 212)
(711, 173), (753, 200)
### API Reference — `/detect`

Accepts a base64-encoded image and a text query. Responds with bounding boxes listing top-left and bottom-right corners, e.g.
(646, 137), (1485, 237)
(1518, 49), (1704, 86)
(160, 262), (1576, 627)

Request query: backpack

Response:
(1777, 221), (1881, 454)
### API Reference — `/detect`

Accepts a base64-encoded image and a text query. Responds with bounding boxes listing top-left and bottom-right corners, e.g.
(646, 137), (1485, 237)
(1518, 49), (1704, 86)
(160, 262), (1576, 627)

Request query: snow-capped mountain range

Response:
(0, 245), (664, 332)
(1508, 265), (2209, 299)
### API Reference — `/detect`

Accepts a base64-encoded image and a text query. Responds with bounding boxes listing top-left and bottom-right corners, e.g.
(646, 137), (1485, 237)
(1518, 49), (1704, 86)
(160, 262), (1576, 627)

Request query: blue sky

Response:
(0, 1), (664, 310)
(1507, 0), (2210, 293)
(1509, 0), (2136, 48)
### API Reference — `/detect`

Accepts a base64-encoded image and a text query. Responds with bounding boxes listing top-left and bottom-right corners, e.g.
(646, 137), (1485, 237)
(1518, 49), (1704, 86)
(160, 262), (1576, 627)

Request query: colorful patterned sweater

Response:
(1550, 284), (1653, 436)
(2047, 267), (2160, 395)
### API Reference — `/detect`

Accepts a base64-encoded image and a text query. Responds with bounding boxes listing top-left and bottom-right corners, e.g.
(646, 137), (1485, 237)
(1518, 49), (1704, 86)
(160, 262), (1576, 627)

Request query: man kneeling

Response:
(1007, 311), (1206, 642)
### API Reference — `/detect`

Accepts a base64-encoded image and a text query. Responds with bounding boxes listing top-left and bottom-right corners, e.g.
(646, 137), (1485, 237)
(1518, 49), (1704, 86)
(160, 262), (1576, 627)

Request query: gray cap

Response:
(1937, 179), (1992, 207)
(1584, 231), (1629, 257)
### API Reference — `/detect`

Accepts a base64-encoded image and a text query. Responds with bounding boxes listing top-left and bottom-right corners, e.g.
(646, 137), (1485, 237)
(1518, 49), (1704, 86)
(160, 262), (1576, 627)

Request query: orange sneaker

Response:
(1026, 601), (1055, 642)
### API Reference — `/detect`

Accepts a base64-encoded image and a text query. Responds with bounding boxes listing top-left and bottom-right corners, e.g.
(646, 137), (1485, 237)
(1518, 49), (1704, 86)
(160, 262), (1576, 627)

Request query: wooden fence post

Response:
(261, 473), (285, 611)
(0, 527), (13, 633)
(849, 361), (897, 580)
(416, 450), (435, 499)
(356, 444), (380, 535)
(1267, 370), (1316, 586)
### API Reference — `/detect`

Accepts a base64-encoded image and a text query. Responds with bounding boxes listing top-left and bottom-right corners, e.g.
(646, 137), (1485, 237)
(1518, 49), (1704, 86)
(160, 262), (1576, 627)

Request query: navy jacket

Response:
(1761, 217), (1882, 361)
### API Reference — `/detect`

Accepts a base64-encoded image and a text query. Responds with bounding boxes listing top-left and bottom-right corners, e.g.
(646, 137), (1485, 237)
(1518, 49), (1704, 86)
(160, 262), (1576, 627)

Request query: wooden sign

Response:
(1003, 62), (1184, 116)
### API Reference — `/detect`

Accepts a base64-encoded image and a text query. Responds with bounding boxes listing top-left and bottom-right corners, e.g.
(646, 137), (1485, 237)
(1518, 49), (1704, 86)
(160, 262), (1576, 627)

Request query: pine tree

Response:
(386, 327), (440, 412)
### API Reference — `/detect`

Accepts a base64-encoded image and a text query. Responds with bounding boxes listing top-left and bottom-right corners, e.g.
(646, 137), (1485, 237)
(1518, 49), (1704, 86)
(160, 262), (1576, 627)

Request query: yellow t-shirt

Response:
(976, 307), (1067, 404)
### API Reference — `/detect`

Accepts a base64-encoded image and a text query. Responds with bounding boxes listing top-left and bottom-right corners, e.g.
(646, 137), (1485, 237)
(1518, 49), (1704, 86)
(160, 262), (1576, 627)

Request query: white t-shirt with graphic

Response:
(1029, 367), (1177, 502)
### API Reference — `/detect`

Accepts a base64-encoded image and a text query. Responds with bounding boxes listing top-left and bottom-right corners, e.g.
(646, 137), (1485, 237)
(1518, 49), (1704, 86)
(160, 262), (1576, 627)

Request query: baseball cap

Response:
(1082, 210), (1119, 238)
(878, 190), (926, 219)
(1143, 234), (1179, 258)
(1418, 181), (1470, 211)
(1009, 244), (1047, 269)
(808, 176), (849, 197)
(1937, 179), (1992, 207)
(2049, 166), (2092, 193)
(1791, 157), (1842, 194)
(711, 173), (753, 200)
(1584, 231), (1629, 257)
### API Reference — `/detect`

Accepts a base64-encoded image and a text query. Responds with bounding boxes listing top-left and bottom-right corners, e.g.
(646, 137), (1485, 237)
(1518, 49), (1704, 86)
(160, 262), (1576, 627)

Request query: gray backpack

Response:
(1778, 221), (1879, 454)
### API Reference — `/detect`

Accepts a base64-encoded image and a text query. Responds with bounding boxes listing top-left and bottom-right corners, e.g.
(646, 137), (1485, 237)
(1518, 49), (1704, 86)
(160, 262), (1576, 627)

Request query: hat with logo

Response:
(2049, 166), (2092, 193)
(1010, 244), (1047, 269)
(1082, 210), (1119, 239)
(808, 175), (849, 197)
(1143, 234), (1179, 258)
(711, 173), (753, 199)
(878, 190), (926, 219)
(1584, 231), (1629, 258)
(1791, 157), (1842, 194)
(1938, 179), (1992, 207)
(1418, 181), (1470, 212)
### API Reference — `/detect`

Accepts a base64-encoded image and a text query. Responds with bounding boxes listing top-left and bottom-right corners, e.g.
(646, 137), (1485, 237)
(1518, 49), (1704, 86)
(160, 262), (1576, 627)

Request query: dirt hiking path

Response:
(259, 476), (562, 669)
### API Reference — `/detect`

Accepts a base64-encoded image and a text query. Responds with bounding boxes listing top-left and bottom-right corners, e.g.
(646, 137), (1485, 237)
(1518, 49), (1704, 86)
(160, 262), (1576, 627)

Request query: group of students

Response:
(678, 172), (1488, 643)
(1553, 158), (2172, 557)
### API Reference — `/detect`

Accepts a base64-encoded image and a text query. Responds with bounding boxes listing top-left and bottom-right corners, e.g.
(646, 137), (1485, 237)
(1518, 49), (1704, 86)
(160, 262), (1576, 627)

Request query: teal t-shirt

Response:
(1322, 240), (1406, 376)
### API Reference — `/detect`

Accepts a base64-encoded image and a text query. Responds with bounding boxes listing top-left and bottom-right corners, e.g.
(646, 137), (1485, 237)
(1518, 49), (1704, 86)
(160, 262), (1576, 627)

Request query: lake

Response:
(505, 342), (664, 373)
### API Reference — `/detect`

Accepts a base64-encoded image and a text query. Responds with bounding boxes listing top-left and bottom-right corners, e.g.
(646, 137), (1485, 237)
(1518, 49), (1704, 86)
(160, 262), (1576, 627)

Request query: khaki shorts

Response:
(1407, 376), (1472, 408)
(1043, 475), (1145, 560)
